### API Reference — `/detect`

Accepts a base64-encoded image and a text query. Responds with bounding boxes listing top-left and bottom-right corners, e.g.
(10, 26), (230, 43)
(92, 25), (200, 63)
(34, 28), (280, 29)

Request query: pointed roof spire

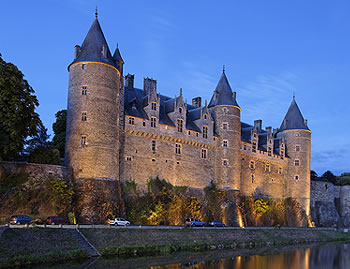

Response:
(223, 65), (225, 73)
(208, 71), (240, 108)
(69, 14), (115, 69)
(95, 7), (98, 18)
(113, 45), (124, 63)
(279, 98), (309, 131)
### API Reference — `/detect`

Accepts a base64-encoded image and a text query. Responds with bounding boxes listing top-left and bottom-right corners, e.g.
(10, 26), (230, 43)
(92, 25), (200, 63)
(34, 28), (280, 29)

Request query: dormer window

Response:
(177, 119), (183, 133)
(151, 102), (157, 111)
(265, 163), (270, 173)
(179, 107), (182, 114)
(204, 114), (207, 120)
(203, 126), (208, 138)
(253, 133), (257, 138)
(252, 141), (257, 153)
(151, 117), (157, 128)
(280, 149), (284, 159)
(269, 139), (272, 144)
(268, 146), (272, 156)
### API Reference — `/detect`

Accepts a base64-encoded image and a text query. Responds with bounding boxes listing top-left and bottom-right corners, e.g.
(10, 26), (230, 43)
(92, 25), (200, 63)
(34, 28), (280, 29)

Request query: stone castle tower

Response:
(65, 15), (312, 223)
(65, 15), (123, 180)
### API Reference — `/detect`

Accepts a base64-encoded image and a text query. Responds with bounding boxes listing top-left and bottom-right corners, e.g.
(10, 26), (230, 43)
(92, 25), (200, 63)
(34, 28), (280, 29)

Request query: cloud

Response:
(237, 72), (297, 127)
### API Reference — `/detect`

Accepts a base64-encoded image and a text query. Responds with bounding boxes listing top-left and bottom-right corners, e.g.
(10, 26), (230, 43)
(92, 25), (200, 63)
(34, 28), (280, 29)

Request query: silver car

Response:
(110, 218), (130, 226)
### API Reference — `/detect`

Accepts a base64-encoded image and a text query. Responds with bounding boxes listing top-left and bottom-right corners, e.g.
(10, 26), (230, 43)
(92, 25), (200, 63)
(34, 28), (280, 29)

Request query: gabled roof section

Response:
(279, 98), (309, 132)
(208, 71), (240, 108)
(70, 18), (115, 67)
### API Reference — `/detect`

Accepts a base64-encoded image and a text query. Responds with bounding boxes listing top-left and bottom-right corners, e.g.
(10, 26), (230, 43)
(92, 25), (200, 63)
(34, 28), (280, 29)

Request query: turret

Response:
(277, 97), (311, 224)
(208, 69), (241, 190)
(65, 14), (122, 180)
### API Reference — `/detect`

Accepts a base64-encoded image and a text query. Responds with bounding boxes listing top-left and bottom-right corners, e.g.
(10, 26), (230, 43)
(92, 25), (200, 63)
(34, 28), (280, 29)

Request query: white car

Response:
(110, 218), (130, 226)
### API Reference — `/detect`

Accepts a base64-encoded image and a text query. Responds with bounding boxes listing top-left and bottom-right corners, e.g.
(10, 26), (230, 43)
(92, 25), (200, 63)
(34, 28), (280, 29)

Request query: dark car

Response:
(9, 215), (35, 225)
(209, 221), (225, 227)
(46, 216), (67, 225)
(185, 218), (205, 227)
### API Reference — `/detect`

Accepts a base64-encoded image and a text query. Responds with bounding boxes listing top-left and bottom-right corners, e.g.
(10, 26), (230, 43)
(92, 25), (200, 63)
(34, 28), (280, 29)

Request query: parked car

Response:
(209, 221), (225, 227)
(9, 215), (35, 225)
(46, 216), (68, 225)
(109, 218), (130, 226)
(185, 218), (205, 227)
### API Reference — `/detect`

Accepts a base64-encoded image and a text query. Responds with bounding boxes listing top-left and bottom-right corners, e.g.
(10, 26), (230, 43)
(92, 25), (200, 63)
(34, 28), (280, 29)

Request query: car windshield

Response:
(119, 218), (125, 221)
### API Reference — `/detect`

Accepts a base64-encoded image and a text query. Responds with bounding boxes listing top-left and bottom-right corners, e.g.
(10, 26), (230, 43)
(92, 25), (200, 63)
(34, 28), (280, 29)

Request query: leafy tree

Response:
(52, 109), (66, 158)
(322, 170), (336, 184)
(27, 122), (60, 165)
(0, 54), (41, 160)
(310, 170), (318, 181)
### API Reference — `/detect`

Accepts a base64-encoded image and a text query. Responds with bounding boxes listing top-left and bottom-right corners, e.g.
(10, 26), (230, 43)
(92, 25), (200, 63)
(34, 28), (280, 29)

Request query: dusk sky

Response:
(1, 1), (349, 175)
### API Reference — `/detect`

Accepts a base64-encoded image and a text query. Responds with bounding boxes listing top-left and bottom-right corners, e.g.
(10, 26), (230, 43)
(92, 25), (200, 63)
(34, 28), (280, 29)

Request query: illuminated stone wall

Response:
(65, 62), (121, 180)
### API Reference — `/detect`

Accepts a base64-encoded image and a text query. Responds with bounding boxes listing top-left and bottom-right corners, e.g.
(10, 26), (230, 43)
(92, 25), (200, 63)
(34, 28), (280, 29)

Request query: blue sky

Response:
(1, 0), (349, 175)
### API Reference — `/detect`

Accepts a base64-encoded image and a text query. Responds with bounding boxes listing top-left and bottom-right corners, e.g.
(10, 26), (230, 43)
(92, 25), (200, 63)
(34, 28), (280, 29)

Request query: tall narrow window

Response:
(81, 135), (87, 146)
(82, 64), (86, 70)
(151, 102), (157, 111)
(151, 117), (157, 128)
(152, 140), (156, 152)
(203, 126), (208, 138)
(223, 140), (228, 148)
(243, 143), (247, 150)
(250, 160), (255, 170)
(252, 141), (257, 153)
(295, 159), (300, 166)
(177, 119), (183, 133)
(175, 143), (181, 154)
(81, 111), (87, 121)
(129, 117), (135, 125)
(265, 163), (270, 173)
(280, 149), (284, 159)
(223, 159), (228, 166)
(295, 175), (299, 180)
(201, 148), (207, 159)
(251, 174), (254, 183)
(222, 122), (228, 130)
(296, 145), (300, 151)
(268, 146), (272, 156)
(82, 86), (87, 95)
(278, 167), (283, 175)
(204, 114), (207, 119)
(179, 107), (182, 114)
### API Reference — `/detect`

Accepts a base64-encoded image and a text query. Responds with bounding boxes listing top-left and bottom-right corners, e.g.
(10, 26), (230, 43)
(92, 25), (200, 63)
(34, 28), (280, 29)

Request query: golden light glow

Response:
(237, 208), (244, 228)
(282, 129), (312, 134)
(213, 104), (242, 111)
(69, 61), (121, 75)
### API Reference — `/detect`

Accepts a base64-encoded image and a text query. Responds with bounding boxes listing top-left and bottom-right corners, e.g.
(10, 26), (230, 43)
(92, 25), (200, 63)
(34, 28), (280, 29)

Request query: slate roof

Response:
(279, 98), (309, 131)
(208, 72), (240, 108)
(70, 18), (116, 68)
(113, 47), (124, 63)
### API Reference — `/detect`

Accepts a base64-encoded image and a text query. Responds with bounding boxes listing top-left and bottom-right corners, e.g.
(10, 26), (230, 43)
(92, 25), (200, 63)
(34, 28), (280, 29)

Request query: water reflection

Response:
(32, 242), (350, 269)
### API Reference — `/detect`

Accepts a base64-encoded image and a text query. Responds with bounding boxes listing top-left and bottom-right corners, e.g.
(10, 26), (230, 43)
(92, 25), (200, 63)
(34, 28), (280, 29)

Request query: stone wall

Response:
(310, 180), (350, 227)
(0, 162), (71, 180)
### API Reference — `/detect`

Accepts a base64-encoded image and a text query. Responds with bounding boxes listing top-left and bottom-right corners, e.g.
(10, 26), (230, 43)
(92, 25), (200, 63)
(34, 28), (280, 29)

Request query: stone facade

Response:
(65, 16), (312, 220)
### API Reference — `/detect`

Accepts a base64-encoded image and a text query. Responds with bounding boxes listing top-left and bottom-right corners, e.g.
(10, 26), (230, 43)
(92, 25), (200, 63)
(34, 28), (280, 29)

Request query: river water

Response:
(34, 242), (350, 269)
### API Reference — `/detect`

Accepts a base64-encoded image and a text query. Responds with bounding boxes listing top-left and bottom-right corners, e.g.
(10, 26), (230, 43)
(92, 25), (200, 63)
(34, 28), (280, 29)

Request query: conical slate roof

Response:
(208, 72), (240, 108)
(70, 18), (115, 68)
(279, 98), (309, 131)
(113, 47), (124, 63)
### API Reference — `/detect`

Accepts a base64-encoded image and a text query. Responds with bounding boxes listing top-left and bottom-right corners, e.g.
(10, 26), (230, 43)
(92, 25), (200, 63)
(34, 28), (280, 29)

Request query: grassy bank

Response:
(81, 228), (350, 257)
(0, 228), (89, 268)
(1, 227), (350, 268)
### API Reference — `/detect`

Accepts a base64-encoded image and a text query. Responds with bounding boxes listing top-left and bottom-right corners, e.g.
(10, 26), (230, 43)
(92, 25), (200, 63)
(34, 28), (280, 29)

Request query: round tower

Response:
(277, 98), (311, 219)
(209, 71), (241, 190)
(65, 16), (123, 180)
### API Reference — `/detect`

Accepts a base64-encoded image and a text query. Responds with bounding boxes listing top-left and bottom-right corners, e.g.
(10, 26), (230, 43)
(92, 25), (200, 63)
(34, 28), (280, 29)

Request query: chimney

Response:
(125, 74), (134, 90)
(102, 45), (107, 58)
(144, 78), (157, 95)
(192, 97), (202, 108)
(266, 126), (272, 134)
(74, 45), (81, 59)
(254, 120), (262, 131)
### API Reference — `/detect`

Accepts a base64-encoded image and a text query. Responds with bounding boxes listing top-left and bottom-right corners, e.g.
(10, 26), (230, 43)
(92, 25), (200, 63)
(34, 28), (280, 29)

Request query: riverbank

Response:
(1, 227), (350, 268)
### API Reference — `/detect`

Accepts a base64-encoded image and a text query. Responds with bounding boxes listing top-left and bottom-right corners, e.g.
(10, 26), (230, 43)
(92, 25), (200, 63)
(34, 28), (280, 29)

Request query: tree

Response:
(310, 170), (318, 181)
(52, 109), (66, 158)
(0, 54), (41, 160)
(322, 170), (336, 184)
(27, 122), (60, 165)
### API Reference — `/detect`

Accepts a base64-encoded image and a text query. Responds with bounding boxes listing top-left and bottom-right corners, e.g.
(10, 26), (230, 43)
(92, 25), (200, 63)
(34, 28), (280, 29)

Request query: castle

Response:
(65, 15), (311, 216)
